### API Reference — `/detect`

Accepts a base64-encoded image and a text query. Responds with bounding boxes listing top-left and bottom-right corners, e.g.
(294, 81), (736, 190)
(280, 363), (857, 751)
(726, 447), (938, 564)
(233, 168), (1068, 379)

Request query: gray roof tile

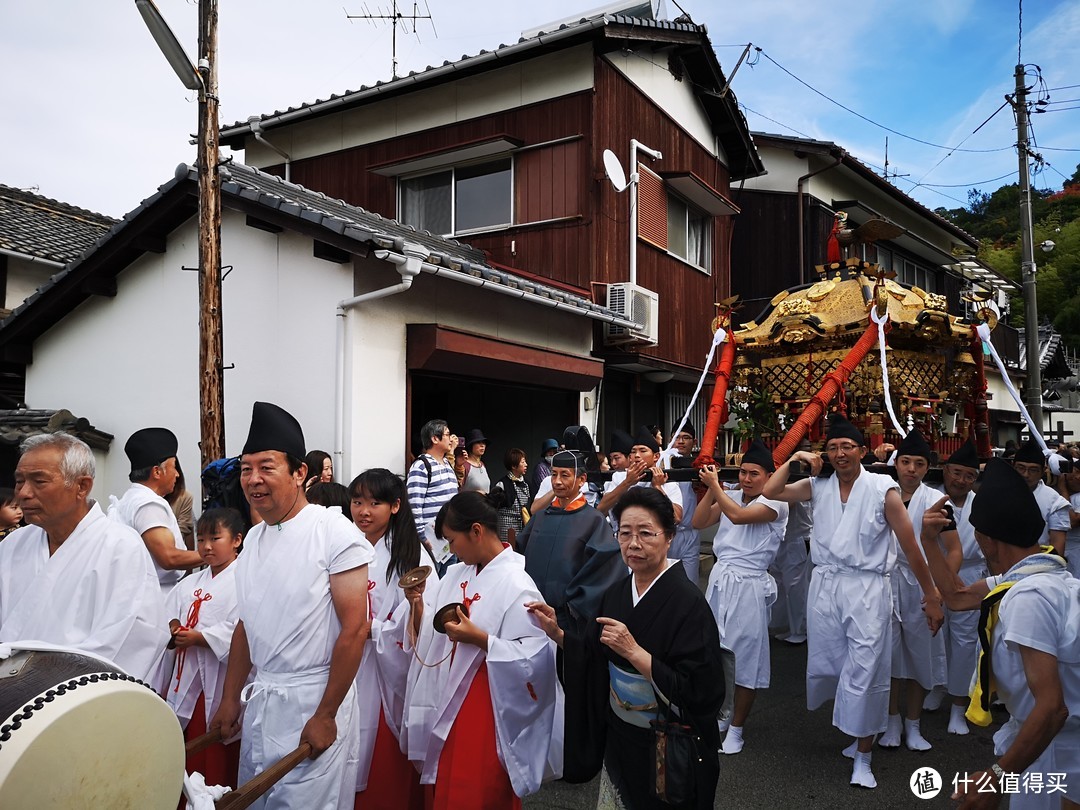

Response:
(0, 185), (116, 265)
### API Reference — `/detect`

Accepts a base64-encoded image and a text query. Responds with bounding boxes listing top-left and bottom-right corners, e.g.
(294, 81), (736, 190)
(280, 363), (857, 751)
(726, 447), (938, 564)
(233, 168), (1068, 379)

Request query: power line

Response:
(918, 171), (1018, 189)
(1045, 83), (1080, 92)
(757, 50), (1012, 154)
(1039, 105), (1080, 112)
(738, 103), (814, 140)
(913, 100), (1011, 185)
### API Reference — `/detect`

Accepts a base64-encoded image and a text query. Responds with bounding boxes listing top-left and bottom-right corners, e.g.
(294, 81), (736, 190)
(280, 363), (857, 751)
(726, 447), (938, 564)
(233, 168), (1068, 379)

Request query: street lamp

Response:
(135, 0), (225, 467)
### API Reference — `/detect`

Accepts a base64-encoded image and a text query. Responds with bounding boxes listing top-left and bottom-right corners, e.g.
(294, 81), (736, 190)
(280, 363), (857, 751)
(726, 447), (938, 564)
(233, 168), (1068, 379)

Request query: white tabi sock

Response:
(922, 686), (946, 711)
(948, 703), (970, 735)
(721, 725), (744, 755)
(850, 752), (877, 789)
(717, 715), (731, 735)
(842, 739), (859, 759)
(904, 717), (932, 751)
(878, 714), (902, 748)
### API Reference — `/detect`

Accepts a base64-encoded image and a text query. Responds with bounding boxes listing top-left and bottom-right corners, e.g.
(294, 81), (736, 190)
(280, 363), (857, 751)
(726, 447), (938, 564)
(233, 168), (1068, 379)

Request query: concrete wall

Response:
(5, 256), (56, 310)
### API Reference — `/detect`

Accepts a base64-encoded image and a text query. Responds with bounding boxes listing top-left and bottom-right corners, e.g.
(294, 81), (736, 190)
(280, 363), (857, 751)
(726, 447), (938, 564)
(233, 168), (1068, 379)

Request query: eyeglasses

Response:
(826, 443), (861, 453)
(617, 529), (663, 543)
(944, 467), (978, 483)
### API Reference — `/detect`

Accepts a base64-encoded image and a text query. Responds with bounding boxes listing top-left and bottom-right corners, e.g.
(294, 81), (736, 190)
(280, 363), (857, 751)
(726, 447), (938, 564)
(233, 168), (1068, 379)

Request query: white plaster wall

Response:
(5, 257), (56, 311)
(244, 46), (596, 167)
(744, 147), (809, 192)
(603, 49), (725, 162)
(340, 261), (594, 479)
(24, 209), (354, 504)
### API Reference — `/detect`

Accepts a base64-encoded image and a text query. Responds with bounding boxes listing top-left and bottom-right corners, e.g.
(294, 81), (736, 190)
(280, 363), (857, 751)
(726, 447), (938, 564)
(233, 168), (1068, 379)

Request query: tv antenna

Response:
(346, 0), (437, 80)
(882, 137), (910, 183)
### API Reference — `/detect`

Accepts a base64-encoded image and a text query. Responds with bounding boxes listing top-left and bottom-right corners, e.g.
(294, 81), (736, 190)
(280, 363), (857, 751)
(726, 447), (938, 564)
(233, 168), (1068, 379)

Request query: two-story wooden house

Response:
(219, 4), (763, 447)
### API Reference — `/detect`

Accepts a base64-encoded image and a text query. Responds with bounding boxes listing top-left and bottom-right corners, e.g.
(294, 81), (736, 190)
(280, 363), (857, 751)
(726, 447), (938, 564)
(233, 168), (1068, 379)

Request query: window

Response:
(666, 194), (711, 271)
(399, 158), (511, 236)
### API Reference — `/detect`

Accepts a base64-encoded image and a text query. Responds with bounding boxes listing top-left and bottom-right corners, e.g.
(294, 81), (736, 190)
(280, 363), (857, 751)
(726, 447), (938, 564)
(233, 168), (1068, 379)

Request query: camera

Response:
(942, 503), (957, 533)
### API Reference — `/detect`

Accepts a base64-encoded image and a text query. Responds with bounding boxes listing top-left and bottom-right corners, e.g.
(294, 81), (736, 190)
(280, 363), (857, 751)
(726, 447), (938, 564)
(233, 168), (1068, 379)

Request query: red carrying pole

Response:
(695, 328), (736, 468)
(771, 318), (881, 467)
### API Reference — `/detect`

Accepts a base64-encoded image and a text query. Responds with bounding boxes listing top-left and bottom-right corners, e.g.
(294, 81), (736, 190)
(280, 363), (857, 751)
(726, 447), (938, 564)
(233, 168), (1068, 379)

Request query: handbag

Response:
(649, 691), (704, 805)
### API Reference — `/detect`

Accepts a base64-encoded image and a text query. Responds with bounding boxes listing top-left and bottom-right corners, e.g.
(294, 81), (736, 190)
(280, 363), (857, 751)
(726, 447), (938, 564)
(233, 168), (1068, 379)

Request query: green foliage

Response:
(730, 384), (777, 442)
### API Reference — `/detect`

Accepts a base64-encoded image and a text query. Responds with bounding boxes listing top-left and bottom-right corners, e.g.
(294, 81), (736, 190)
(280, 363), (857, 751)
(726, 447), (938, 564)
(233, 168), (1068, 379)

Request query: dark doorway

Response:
(410, 372), (579, 472)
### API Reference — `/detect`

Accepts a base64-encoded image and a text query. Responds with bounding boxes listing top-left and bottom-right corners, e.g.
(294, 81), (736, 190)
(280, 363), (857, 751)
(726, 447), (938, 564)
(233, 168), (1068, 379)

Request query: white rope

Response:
(662, 327), (728, 466)
(974, 324), (1072, 474)
(870, 308), (907, 439)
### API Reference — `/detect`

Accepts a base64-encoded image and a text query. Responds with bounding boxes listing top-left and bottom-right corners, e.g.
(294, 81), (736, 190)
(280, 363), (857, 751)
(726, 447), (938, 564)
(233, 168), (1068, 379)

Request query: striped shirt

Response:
(406, 453), (460, 536)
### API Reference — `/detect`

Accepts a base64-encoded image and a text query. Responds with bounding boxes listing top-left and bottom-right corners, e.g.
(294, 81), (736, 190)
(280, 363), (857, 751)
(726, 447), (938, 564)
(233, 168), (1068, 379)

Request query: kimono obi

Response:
(608, 662), (656, 728)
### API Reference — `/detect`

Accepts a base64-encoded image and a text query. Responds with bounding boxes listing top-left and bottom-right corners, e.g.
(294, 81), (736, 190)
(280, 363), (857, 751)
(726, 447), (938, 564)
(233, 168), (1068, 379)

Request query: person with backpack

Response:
(406, 419), (459, 568)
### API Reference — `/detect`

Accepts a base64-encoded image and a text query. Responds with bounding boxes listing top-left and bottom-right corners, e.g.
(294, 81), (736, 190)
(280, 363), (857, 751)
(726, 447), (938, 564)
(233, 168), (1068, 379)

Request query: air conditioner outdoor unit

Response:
(604, 282), (659, 347)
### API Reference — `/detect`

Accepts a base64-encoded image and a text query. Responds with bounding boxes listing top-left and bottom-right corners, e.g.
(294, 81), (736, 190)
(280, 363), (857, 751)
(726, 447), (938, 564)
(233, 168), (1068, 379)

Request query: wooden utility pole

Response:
(1014, 64), (1043, 433)
(197, 0), (225, 465)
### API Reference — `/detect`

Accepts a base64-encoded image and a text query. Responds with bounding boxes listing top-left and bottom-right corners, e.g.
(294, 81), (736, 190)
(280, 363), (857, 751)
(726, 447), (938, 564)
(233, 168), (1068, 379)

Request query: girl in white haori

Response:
(163, 507), (244, 788)
(347, 468), (438, 810)
(400, 490), (562, 809)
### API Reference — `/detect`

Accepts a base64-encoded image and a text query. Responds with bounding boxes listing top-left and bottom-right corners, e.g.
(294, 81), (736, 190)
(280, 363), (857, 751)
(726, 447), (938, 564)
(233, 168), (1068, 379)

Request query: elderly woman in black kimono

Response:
(528, 486), (726, 809)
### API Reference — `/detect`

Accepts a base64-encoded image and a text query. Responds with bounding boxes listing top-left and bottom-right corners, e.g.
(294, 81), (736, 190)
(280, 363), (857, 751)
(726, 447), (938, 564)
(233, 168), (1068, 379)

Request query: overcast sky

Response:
(2, 0), (1077, 218)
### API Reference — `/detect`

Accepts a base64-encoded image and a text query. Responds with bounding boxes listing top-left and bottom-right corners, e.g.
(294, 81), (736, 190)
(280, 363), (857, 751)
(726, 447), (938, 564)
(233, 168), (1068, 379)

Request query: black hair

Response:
(303, 450), (333, 487)
(504, 448), (526, 471)
(0, 487), (16, 507)
(435, 489), (509, 538)
(196, 507), (246, 553)
(420, 419), (449, 451)
(348, 468), (433, 582)
(306, 481), (352, 513)
(611, 486), (677, 538)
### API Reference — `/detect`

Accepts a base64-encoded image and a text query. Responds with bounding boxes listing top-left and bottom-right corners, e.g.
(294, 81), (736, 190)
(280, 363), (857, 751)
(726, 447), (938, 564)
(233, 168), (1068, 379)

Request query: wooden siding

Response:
(729, 190), (802, 317)
(515, 139), (581, 224)
(591, 58), (733, 368)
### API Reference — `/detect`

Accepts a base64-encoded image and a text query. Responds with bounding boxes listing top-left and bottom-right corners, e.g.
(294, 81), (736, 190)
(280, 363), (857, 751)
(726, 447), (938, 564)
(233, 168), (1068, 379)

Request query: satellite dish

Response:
(603, 149), (628, 192)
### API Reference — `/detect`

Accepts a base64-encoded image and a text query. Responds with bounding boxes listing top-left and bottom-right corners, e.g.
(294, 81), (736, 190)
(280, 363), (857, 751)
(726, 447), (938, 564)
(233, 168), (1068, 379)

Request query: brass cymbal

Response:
(433, 601), (468, 634)
(398, 565), (432, 590)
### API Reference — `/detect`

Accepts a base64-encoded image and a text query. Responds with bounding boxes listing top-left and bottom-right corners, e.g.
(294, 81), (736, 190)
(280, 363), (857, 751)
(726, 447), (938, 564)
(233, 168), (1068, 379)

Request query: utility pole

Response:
(198, 0), (225, 465)
(1014, 63), (1043, 435)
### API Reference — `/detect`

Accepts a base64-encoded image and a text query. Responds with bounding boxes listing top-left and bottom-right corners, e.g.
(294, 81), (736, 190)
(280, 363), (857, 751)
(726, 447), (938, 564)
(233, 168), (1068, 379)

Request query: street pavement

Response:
(526, 588), (1004, 808)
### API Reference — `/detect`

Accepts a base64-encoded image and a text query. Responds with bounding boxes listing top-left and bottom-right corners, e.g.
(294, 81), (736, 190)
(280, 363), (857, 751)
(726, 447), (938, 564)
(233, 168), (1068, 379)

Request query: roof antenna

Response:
(346, 0), (437, 80)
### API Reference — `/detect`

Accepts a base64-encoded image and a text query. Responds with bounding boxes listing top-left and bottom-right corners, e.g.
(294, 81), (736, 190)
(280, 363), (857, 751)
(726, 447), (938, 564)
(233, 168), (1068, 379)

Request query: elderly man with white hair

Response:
(0, 432), (168, 680)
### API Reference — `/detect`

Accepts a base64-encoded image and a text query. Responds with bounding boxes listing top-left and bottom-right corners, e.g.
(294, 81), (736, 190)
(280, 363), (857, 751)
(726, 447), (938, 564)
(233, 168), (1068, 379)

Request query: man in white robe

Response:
(109, 427), (203, 594)
(880, 429), (946, 752)
(921, 459), (1080, 809)
(695, 438), (789, 755)
(1012, 439), (1070, 554)
(929, 440), (986, 736)
(764, 415), (944, 790)
(211, 402), (373, 810)
(0, 432), (167, 680)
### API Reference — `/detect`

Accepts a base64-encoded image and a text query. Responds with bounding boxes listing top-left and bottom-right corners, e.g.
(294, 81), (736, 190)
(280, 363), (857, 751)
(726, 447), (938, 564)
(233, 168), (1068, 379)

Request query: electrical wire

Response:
(1045, 84), (1080, 92)
(918, 171), (1018, 189)
(1038, 105), (1080, 112)
(738, 103), (814, 139)
(913, 100), (1011, 185)
(757, 50), (1012, 154)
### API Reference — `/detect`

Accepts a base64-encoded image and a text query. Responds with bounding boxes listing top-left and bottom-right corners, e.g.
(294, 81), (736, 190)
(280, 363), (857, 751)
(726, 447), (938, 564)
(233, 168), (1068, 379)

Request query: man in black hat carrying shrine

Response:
(211, 402), (374, 809)
(694, 438), (789, 755)
(920, 459), (1080, 807)
(109, 427), (203, 595)
(1011, 439), (1070, 555)
(879, 429), (946, 752)
(763, 414), (944, 790)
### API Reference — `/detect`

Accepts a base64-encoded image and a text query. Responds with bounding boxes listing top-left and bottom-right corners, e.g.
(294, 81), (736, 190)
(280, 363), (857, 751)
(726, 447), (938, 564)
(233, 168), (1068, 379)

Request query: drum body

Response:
(0, 648), (184, 809)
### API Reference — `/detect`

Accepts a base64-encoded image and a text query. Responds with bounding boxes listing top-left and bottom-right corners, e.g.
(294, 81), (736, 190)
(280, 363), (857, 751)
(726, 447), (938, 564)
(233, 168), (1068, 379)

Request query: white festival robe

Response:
(937, 489), (987, 696)
(234, 504), (374, 810)
(109, 482), (188, 594)
(769, 498), (812, 637)
(354, 535), (438, 791)
(890, 482), (946, 689)
(806, 471), (897, 738)
(1068, 492), (1080, 579)
(162, 564), (240, 728)
(0, 502), (168, 680)
(990, 567), (1080, 808)
(705, 495), (788, 689)
(1031, 480), (1070, 547)
(401, 545), (562, 797)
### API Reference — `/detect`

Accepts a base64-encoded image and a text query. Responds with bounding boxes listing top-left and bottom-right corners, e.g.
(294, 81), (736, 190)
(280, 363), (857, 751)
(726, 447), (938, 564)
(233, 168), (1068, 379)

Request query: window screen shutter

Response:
(637, 165), (667, 249)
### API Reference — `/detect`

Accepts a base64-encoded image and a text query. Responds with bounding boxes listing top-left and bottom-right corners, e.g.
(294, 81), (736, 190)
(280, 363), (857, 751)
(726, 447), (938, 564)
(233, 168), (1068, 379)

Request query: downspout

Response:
(248, 117), (292, 182)
(797, 150), (843, 284)
(334, 244), (424, 480)
(0, 248), (64, 269)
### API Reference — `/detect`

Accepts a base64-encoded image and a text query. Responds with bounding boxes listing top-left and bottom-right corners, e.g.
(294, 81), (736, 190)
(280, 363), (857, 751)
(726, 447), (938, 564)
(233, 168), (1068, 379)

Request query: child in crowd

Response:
(164, 507), (244, 789)
(348, 468), (438, 810)
(0, 488), (23, 540)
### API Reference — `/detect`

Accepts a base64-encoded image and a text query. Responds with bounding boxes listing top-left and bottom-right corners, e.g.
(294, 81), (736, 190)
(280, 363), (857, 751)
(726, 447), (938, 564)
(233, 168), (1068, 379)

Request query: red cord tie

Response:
(367, 579), (377, 620)
(460, 581), (481, 612)
(174, 589), (213, 693)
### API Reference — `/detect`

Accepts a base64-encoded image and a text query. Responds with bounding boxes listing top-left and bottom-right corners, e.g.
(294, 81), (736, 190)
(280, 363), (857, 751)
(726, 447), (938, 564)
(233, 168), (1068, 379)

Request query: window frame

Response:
(664, 189), (712, 275)
(397, 156), (514, 238)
